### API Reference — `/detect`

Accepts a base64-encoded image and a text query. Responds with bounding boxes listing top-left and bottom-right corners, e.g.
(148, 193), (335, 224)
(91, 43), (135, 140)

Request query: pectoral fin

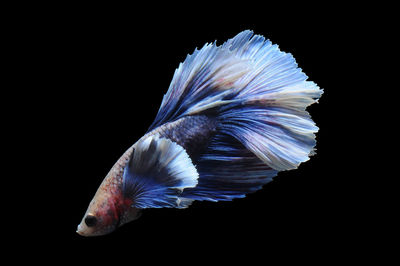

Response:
(122, 135), (199, 209)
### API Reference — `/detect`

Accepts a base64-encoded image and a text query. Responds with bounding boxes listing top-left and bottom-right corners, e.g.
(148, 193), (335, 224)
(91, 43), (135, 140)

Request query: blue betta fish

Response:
(77, 30), (323, 236)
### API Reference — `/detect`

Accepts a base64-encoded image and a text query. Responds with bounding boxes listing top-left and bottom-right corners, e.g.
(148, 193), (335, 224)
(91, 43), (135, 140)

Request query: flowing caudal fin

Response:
(122, 135), (198, 208)
(148, 30), (322, 202)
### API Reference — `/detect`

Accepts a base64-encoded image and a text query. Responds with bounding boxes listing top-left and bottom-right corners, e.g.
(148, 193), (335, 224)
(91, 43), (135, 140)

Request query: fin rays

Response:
(145, 30), (322, 202)
(182, 133), (278, 201)
(122, 135), (199, 209)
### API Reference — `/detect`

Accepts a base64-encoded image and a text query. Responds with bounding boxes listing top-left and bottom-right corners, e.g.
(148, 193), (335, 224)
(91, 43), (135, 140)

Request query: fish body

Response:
(77, 30), (323, 236)
(77, 116), (216, 236)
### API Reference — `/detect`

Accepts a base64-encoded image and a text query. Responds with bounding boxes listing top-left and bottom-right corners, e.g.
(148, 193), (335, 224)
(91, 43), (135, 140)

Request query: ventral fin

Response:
(122, 135), (199, 209)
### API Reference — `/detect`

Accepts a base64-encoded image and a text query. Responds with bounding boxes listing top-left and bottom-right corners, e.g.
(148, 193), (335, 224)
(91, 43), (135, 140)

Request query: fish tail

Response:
(151, 30), (323, 201)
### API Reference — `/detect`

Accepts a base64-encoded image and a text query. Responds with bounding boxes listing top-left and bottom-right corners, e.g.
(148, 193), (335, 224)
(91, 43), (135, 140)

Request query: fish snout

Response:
(76, 224), (86, 236)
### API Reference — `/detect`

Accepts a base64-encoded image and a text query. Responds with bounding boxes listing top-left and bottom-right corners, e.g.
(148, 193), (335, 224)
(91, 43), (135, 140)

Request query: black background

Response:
(12, 3), (379, 262)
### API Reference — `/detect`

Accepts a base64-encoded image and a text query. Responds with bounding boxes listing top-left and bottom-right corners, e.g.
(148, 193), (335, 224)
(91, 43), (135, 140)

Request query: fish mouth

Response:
(76, 224), (86, 236)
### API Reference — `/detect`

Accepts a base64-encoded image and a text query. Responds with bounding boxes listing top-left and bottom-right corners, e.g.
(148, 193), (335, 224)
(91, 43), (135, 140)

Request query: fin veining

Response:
(122, 135), (199, 208)
(149, 30), (322, 200)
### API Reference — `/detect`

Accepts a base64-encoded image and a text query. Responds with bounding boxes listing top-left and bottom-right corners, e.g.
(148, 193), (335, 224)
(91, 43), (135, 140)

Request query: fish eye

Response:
(85, 215), (97, 227)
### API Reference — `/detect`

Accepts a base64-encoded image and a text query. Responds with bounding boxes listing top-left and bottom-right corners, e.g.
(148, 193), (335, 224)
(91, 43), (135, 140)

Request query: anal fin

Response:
(181, 133), (278, 201)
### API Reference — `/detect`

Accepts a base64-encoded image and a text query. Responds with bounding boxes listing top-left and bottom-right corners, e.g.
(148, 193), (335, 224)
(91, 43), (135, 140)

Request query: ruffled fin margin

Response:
(151, 30), (322, 171)
(147, 30), (323, 202)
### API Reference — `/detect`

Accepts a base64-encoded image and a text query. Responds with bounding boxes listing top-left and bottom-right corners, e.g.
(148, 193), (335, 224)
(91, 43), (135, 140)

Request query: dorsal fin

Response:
(144, 30), (322, 202)
(149, 30), (322, 171)
(148, 40), (251, 131)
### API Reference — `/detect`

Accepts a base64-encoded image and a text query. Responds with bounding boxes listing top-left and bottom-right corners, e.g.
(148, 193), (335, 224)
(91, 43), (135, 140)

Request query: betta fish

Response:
(77, 30), (323, 236)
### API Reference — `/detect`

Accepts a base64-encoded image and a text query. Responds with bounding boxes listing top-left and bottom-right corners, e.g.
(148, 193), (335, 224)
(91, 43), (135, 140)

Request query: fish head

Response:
(76, 192), (119, 236)
(76, 188), (139, 237)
